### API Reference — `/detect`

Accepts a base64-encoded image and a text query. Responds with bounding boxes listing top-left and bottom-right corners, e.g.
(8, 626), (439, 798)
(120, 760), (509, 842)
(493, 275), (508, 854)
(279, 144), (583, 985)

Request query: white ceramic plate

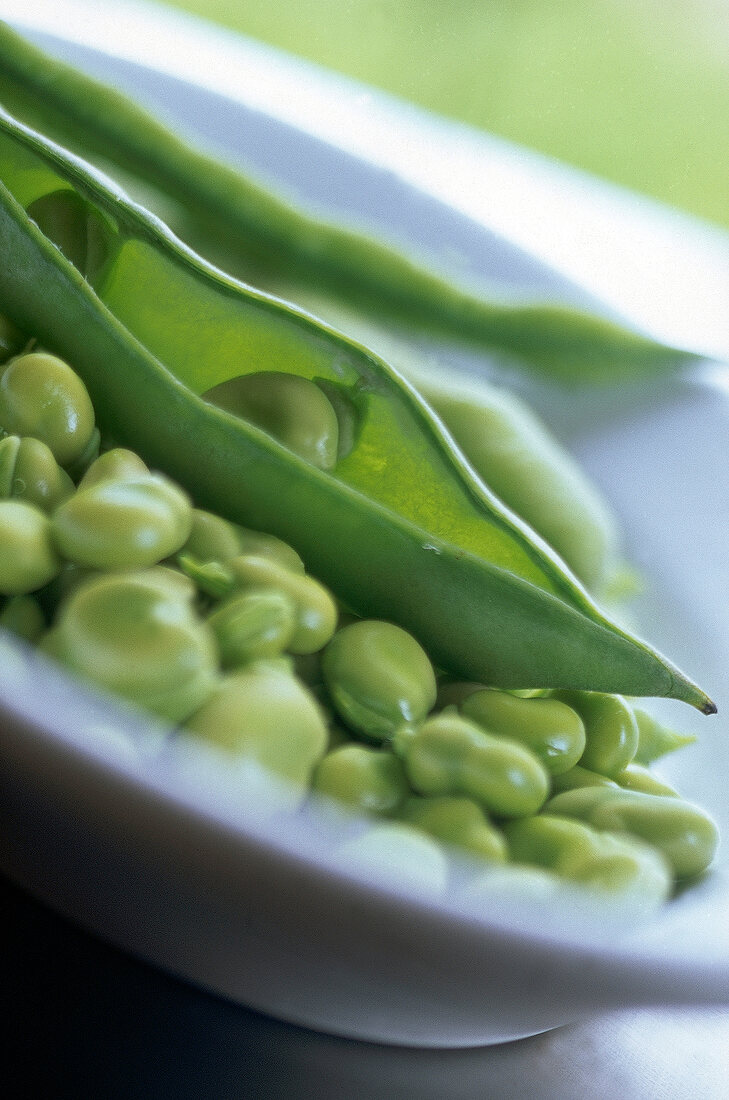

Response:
(1, 0), (728, 1048)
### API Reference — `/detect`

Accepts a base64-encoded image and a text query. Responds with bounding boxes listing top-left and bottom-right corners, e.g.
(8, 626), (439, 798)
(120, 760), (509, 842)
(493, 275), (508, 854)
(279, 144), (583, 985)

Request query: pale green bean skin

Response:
(229, 555), (337, 654)
(42, 571), (218, 721)
(235, 530), (305, 574)
(0, 499), (61, 594)
(52, 473), (193, 570)
(0, 435), (75, 512)
(588, 794), (718, 879)
(181, 508), (242, 564)
(0, 351), (95, 467)
(504, 814), (672, 904)
(184, 663), (328, 793)
(460, 688), (585, 775)
(393, 711), (549, 819)
(554, 690), (638, 777)
(550, 764), (620, 794)
(207, 588), (297, 667)
(545, 787), (719, 879)
(615, 763), (678, 797)
(313, 744), (409, 816)
(203, 371), (340, 471)
(398, 795), (508, 863)
(322, 619), (437, 741)
(79, 447), (149, 489)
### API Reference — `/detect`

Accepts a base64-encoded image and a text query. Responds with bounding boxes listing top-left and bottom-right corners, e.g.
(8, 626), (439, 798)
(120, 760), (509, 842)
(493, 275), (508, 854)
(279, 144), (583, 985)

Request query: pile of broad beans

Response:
(0, 345), (718, 913)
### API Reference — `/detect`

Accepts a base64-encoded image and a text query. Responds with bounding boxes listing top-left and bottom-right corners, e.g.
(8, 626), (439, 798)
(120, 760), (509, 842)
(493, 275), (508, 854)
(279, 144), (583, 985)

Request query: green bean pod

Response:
(0, 107), (713, 708)
(0, 21), (698, 383)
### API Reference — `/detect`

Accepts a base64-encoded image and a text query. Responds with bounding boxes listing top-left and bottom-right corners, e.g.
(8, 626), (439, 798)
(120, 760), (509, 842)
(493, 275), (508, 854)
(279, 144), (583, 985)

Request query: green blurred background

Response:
(162, 0), (729, 231)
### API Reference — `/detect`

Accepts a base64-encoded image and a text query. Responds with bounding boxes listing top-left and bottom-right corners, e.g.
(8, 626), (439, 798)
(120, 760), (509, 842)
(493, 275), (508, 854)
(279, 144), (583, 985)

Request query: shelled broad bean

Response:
(0, 346), (719, 913)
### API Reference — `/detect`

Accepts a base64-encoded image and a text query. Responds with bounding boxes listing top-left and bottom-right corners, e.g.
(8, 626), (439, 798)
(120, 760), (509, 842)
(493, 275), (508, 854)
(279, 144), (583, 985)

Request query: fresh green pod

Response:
(0, 498), (61, 594)
(51, 473), (193, 570)
(615, 763), (679, 797)
(633, 707), (697, 766)
(554, 690), (639, 776)
(78, 446), (149, 489)
(0, 434), (75, 512)
(504, 814), (672, 904)
(313, 744), (410, 816)
(322, 619), (437, 741)
(0, 350), (95, 467)
(544, 786), (719, 878)
(0, 592), (45, 641)
(393, 711), (550, 819)
(408, 370), (622, 594)
(41, 571), (218, 721)
(398, 795), (508, 863)
(460, 688), (586, 775)
(331, 822), (448, 894)
(0, 107), (714, 709)
(229, 555), (337, 654)
(0, 22), (698, 384)
(184, 663), (328, 794)
(207, 587), (297, 667)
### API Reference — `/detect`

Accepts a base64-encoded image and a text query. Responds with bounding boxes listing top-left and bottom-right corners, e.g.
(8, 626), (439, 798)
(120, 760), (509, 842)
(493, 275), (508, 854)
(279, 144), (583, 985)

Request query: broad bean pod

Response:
(0, 107), (713, 708)
(0, 21), (698, 383)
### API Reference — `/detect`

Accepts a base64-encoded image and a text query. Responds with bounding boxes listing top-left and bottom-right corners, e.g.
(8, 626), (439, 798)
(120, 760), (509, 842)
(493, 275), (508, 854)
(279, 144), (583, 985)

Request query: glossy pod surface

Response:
(0, 21), (699, 383)
(0, 107), (714, 708)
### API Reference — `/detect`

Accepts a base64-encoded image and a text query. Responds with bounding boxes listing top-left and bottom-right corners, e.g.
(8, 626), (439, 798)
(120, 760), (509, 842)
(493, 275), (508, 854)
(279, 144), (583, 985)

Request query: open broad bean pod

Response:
(0, 105), (714, 710)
